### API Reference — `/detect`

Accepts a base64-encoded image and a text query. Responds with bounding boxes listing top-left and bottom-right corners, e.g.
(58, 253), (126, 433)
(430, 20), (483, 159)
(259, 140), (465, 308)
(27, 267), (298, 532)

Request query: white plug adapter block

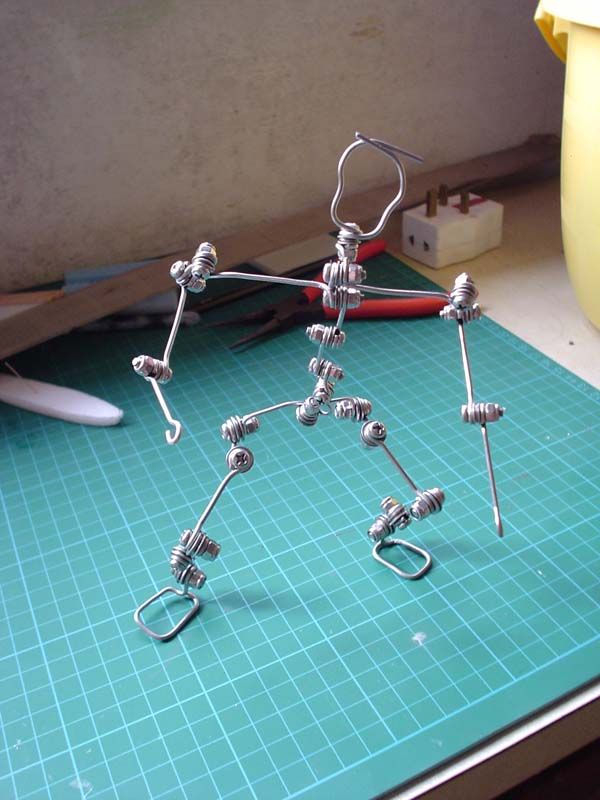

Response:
(402, 193), (503, 269)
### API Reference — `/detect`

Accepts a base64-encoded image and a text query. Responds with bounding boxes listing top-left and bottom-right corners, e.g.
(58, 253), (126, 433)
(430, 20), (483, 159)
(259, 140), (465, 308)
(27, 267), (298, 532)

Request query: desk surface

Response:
(1, 245), (600, 800)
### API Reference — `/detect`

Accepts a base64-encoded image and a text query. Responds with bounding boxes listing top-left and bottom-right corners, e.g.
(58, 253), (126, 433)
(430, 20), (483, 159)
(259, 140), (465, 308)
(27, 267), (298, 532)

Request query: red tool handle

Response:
(303, 238), (387, 303)
(302, 238), (444, 318)
(322, 296), (446, 319)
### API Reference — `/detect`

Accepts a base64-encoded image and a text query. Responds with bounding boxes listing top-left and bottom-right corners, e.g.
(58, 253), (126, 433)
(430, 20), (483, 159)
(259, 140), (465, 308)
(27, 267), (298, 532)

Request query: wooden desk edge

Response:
(389, 680), (600, 799)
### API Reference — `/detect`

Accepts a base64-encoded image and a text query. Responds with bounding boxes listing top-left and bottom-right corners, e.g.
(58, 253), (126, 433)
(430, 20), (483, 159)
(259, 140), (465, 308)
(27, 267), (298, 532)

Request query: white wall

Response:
(1, 0), (563, 290)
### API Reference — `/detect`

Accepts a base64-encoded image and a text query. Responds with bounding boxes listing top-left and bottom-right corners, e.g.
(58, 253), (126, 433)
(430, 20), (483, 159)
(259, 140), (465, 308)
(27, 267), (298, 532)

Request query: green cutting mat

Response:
(1, 254), (600, 800)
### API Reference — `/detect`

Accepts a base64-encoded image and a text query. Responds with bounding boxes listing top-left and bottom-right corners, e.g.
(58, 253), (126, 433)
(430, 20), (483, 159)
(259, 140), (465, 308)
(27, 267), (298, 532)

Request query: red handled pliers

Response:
(213, 239), (446, 349)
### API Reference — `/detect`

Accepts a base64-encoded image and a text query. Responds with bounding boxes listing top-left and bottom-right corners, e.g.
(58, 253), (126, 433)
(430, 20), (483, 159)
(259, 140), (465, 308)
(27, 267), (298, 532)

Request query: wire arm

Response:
(456, 320), (504, 537)
(150, 378), (182, 445)
(208, 273), (327, 291)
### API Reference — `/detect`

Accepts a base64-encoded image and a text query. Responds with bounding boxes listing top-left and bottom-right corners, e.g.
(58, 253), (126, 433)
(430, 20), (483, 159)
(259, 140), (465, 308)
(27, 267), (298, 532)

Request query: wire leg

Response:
(134, 446), (255, 641)
(379, 441), (419, 493)
(359, 419), (440, 580)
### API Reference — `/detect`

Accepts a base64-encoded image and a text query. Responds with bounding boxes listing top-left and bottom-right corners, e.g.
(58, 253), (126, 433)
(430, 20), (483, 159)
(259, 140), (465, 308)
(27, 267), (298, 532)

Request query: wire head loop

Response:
(330, 132), (423, 243)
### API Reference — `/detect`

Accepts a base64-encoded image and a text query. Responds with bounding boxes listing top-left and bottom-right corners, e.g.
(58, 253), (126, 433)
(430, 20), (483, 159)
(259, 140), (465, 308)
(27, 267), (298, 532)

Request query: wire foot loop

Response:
(372, 538), (433, 580)
(134, 586), (201, 642)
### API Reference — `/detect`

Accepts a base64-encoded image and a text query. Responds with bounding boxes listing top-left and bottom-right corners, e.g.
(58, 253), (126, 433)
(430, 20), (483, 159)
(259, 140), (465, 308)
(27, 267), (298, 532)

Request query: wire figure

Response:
(132, 132), (506, 641)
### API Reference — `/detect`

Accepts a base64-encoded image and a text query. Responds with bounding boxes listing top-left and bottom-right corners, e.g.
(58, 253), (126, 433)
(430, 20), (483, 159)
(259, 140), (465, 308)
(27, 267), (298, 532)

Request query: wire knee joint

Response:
(169, 544), (207, 589)
(221, 415), (260, 445)
(360, 420), (387, 447)
(180, 528), (221, 561)
(368, 496), (411, 542)
(410, 488), (445, 520)
(296, 396), (320, 426)
(132, 355), (173, 384)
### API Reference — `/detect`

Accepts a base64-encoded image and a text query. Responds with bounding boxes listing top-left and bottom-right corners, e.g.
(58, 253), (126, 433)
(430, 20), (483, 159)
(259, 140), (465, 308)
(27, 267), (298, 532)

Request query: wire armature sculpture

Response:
(132, 133), (505, 641)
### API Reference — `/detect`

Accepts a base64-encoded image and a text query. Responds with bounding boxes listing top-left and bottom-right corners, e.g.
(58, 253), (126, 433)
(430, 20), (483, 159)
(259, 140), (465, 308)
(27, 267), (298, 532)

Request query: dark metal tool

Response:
(210, 240), (446, 349)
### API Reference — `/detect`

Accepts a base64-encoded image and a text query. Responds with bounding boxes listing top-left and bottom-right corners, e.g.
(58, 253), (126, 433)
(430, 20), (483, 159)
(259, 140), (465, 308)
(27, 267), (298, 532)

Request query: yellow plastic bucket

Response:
(536, 1), (600, 328)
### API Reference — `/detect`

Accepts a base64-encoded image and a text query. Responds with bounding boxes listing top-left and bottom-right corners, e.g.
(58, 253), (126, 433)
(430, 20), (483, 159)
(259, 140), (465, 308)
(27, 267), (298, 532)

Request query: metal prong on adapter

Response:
(426, 188), (438, 218)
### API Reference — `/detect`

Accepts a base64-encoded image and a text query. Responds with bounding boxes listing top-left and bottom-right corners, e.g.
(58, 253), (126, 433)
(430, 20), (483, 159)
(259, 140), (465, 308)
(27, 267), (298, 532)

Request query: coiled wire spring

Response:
(450, 272), (478, 307)
(296, 396), (320, 426)
(169, 544), (207, 589)
(323, 286), (362, 310)
(334, 397), (372, 421)
(306, 324), (346, 348)
(132, 355), (173, 384)
(313, 378), (335, 404)
(308, 358), (344, 381)
(180, 528), (221, 560)
(440, 304), (481, 323)
(170, 242), (218, 293)
(410, 488), (445, 520)
(323, 260), (366, 287)
(221, 415), (260, 444)
(368, 496), (411, 542)
(461, 402), (504, 424)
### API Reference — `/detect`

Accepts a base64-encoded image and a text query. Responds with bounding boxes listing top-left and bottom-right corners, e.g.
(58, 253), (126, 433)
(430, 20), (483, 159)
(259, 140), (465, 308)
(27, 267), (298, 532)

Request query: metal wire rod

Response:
(457, 320), (475, 405)
(379, 441), (420, 493)
(245, 400), (302, 419)
(163, 287), (187, 366)
(193, 469), (239, 535)
(208, 272), (326, 291)
(360, 284), (450, 301)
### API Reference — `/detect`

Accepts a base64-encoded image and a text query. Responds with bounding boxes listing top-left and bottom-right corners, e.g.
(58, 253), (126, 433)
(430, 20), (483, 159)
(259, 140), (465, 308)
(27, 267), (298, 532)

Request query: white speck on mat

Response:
(69, 777), (93, 797)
